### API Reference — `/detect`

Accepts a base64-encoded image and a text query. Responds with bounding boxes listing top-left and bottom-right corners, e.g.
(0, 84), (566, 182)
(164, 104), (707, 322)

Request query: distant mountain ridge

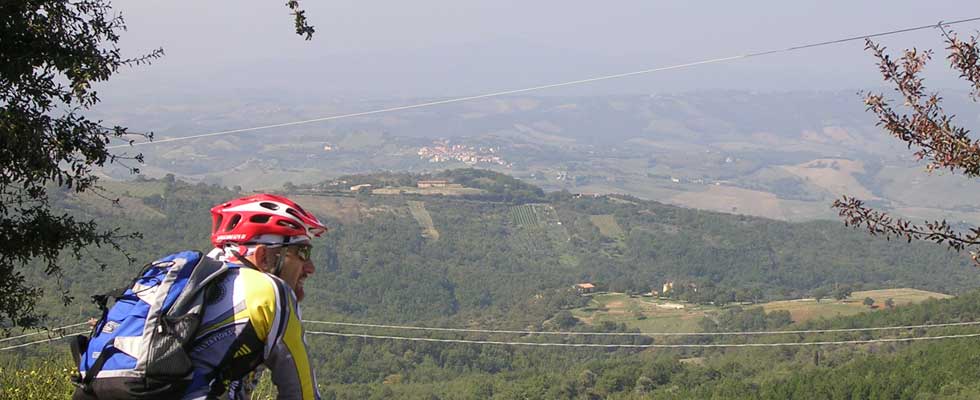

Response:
(99, 91), (980, 223)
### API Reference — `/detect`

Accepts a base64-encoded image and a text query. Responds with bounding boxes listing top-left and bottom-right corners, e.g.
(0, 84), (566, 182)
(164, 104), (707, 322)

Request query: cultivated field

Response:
(407, 201), (440, 240)
(288, 195), (365, 224)
(780, 158), (878, 199)
(589, 214), (625, 238)
(372, 187), (486, 196)
(510, 204), (542, 227)
(97, 179), (168, 198)
(71, 191), (167, 220)
(571, 293), (709, 333)
(761, 288), (951, 321)
(572, 288), (950, 333)
(68, 180), (170, 219)
(510, 204), (574, 266)
(668, 185), (791, 219)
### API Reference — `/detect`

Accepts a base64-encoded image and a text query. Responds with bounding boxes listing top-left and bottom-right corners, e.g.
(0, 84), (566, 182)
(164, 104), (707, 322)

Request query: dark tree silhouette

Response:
(834, 26), (980, 264)
(863, 297), (875, 308)
(885, 297), (896, 308)
(812, 287), (829, 303)
(287, 1), (316, 40)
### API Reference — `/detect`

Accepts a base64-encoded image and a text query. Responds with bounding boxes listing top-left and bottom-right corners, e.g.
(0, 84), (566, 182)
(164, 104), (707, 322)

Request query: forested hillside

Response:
(9, 283), (980, 399)
(17, 170), (980, 326)
(5, 170), (980, 399)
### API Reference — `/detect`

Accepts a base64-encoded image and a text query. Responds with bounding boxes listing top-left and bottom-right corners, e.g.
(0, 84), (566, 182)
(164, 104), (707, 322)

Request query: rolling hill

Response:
(98, 91), (980, 225)
(21, 170), (980, 328)
(8, 170), (980, 399)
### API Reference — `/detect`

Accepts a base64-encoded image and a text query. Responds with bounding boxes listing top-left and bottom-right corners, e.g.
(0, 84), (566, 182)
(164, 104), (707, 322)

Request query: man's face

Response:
(276, 244), (315, 302)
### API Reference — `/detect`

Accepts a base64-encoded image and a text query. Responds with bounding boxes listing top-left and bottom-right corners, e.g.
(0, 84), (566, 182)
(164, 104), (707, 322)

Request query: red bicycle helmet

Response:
(210, 194), (327, 247)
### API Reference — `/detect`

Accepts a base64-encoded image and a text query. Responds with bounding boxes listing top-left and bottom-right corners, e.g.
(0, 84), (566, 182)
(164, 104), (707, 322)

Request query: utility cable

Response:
(0, 329), (89, 352)
(306, 330), (980, 348)
(5, 318), (980, 351)
(302, 319), (980, 336)
(110, 17), (980, 149)
(0, 322), (90, 344)
(107, 54), (743, 149)
(5, 327), (978, 351)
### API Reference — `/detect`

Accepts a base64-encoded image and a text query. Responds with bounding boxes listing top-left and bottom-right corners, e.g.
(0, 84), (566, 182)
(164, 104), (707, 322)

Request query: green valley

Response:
(5, 170), (980, 399)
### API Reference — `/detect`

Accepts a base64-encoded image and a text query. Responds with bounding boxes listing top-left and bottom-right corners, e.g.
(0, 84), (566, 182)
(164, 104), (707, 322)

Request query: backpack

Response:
(70, 250), (229, 399)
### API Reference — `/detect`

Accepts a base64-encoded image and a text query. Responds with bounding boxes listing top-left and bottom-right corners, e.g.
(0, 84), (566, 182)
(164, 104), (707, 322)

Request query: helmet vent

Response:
(277, 220), (301, 230)
(225, 214), (242, 232)
(250, 214), (271, 223)
(213, 215), (223, 233)
(285, 208), (304, 221)
(260, 202), (279, 210)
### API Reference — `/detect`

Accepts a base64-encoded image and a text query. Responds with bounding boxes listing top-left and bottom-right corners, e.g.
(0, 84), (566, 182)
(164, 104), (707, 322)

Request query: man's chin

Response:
(295, 285), (305, 302)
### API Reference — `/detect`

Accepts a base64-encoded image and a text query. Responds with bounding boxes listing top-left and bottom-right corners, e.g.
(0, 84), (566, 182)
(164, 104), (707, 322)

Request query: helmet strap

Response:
(271, 247), (287, 277)
(229, 249), (260, 271)
(230, 246), (283, 277)
(269, 236), (294, 277)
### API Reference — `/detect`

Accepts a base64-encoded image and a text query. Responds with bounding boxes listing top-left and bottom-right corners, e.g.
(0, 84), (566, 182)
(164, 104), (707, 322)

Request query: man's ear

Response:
(252, 245), (268, 272)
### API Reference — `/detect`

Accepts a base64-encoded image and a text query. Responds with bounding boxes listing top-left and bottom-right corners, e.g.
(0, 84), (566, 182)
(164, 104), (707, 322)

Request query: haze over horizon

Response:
(102, 0), (980, 107)
(82, 1), (980, 227)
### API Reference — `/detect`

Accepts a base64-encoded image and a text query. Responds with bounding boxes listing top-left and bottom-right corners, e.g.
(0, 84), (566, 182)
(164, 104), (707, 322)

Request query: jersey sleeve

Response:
(247, 272), (320, 400)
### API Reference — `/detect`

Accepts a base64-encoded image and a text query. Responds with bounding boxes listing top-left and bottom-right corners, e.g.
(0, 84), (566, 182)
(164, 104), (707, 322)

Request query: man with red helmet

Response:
(182, 194), (326, 399)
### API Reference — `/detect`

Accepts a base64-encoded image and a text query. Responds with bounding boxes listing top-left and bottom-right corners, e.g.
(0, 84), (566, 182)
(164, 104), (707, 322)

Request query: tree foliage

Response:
(834, 28), (980, 263)
(0, 0), (315, 328)
(286, 1), (316, 40)
(17, 174), (980, 332)
(812, 287), (829, 302)
(13, 290), (980, 398)
(833, 285), (853, 301)
(8, 175), (980, 398)
(0, 0), (156, 328)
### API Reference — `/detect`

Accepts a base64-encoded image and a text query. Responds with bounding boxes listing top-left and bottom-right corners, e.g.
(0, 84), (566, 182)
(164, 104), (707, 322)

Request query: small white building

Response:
(574, 283), (596, 294)
(417, 180), (449, 188)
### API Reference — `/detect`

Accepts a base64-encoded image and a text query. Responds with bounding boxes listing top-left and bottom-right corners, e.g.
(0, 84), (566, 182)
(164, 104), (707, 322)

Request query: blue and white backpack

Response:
(71, 250), (229, 399)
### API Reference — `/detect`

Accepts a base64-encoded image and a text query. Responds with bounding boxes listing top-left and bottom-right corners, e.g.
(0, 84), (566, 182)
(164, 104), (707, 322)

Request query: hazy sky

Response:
(103, 1), (980, 105)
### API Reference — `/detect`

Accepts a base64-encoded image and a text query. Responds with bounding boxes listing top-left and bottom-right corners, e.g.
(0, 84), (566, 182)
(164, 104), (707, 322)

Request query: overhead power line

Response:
(5, 318), (980, 351)
(0, 329), (90, 352)
(302, 319), (980, 336)
(5, 328), (979, 352)
(306, 330), (980, 348)
(110, 17), (980, 150)
(0, 322), (90, 344)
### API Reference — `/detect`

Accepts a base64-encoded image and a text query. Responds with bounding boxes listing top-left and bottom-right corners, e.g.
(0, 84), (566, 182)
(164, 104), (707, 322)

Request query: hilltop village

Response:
(417, 141), (512, 167)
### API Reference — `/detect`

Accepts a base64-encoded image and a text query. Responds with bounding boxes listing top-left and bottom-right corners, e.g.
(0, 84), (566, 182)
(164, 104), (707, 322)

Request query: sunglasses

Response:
(290, 245), (312, 262)
(268, 244), (312, 262)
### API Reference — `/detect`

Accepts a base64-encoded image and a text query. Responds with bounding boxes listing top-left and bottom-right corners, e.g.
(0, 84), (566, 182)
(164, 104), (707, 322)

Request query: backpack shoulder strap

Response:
(169, 253), (230, 316)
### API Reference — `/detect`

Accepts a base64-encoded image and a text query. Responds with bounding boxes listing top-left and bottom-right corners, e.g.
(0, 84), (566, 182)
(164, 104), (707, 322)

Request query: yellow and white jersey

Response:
(182, 257), (319, 400)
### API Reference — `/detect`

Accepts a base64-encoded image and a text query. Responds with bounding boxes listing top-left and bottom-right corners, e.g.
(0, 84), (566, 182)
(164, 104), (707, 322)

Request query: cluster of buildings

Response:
(417, 142), (511, 167)
(344, 180), (465, 192)
(668, 176), (726, 186)
(572, 280), (694, 299)
(416, 180), (464, 189)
